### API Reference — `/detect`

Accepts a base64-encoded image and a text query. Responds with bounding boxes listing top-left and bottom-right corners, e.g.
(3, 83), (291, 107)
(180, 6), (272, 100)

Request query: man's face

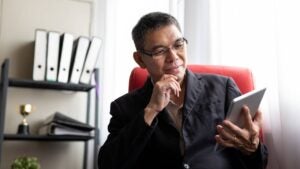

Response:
(134, 24), (188, 84)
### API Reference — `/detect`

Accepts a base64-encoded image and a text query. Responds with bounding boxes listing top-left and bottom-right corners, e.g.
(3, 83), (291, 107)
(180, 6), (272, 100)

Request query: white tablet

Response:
(226, 88), (266, 128)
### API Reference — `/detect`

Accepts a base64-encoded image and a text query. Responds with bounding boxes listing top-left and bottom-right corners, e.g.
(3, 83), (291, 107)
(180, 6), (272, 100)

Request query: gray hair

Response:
(131, 12), (182, 50)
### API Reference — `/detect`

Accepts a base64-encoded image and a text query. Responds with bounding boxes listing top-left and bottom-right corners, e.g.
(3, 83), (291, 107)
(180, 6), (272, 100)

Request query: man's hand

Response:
(144, 74), (181, 125)
(215, 106), (262, 155)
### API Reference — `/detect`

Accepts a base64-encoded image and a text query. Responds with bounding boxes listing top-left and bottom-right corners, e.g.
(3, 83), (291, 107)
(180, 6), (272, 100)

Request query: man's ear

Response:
(133, 52), (146, 68)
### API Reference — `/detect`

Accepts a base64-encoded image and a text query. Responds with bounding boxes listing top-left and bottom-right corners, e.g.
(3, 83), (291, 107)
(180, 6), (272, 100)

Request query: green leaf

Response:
(11, 156), (40, 169)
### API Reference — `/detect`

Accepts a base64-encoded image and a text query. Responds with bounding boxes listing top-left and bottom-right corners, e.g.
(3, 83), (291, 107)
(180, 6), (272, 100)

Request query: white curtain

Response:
(95, 1), (300, 168)
(184, 0), (300, 168)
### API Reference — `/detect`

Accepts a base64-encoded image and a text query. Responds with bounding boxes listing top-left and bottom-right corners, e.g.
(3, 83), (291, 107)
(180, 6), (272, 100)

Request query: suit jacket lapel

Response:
(183, 69), (203, 117)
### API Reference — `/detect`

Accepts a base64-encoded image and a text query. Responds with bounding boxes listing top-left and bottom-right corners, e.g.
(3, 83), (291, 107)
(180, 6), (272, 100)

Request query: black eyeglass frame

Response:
(138, 37), (188, 57)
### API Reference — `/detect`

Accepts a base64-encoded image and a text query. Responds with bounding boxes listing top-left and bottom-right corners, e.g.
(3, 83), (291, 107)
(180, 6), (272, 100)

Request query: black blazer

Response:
(98, 69), (268, 169)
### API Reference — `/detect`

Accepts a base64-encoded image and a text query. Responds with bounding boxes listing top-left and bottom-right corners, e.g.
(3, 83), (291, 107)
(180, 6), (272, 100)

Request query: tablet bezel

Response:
(226, 88), (266, 128)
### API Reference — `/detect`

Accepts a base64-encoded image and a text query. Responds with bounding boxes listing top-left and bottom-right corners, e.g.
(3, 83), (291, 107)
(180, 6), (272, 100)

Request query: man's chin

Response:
(171, 68), (186, 82)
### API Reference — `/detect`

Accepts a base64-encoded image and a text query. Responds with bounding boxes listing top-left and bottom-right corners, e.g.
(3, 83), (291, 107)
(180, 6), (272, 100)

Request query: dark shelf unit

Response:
(9, 78), (95, 91)
(4, 134), (93, 141)
(0, 59), (100, 169)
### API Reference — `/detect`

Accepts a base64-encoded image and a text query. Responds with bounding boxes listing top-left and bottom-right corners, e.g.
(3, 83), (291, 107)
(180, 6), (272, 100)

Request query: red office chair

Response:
(128, 64), (263, 140)
(129, 65), (254, 94)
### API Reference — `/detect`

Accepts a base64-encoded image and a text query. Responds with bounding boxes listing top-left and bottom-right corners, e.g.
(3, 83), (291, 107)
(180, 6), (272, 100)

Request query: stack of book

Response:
(38, 112), (94, 136)
(33, 29), (102, 84)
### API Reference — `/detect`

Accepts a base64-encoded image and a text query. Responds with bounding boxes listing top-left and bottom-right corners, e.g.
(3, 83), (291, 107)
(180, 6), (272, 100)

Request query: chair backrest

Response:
(129, 65), (255, 94)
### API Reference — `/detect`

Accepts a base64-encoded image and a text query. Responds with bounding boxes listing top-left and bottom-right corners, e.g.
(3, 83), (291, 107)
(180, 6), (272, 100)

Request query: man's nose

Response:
(165, 47), (178, 62)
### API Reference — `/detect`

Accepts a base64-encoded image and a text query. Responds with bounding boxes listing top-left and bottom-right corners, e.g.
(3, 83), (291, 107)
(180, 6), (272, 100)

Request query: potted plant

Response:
(11, 156), (41, 169)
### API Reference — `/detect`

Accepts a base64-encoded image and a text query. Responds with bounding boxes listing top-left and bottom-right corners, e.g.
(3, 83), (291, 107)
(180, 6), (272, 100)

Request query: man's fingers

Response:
(216, 106), (262, 154)
(169, 80), (181, 96)
(242, 106), (262, 145)
(253, 110), (262, 128)
(215, 135), (235, 148)
(216, 125), (233, 140)
(242, 105), (253, 129)
(161, 76), (181, 97)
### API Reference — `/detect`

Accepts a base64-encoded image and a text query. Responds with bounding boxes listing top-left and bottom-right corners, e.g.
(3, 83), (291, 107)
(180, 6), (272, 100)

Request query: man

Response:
(98, 12), (268, 169)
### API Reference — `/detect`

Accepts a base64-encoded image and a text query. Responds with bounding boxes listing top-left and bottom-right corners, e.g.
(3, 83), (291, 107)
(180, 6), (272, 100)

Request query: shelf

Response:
(8, 78), (95, 91)
(4, 134), (93, 141)
(0, 59), (100, 169)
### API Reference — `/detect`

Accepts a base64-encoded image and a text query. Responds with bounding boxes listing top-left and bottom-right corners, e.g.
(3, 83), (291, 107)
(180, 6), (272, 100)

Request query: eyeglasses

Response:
(139, 37), (188, 58)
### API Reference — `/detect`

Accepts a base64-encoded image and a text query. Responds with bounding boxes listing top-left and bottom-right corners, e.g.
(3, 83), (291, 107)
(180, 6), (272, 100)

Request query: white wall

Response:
(0, 0), (96, 168)
(0, 0), (185, 168)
